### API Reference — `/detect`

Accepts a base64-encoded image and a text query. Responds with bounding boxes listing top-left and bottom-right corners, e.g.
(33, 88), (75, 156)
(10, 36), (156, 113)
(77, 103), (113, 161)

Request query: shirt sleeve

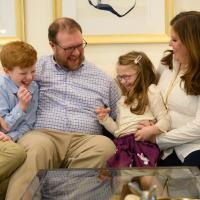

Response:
(98, 114), (119, 134)
(156, 96), (200, 150)
(7, 124), (31, 142)
(148, 84), (171, 133)
(0, 87), (26, 128)
(0, 84), (38, 142)
(4, 104), (26, 128)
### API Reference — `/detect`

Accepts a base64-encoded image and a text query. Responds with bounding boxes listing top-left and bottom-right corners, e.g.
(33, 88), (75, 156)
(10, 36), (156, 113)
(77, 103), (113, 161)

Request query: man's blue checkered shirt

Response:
(34, 55), (120, 134)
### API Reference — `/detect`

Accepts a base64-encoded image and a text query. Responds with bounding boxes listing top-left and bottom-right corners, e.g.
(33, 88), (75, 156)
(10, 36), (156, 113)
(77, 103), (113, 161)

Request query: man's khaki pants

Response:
(5, 130), (116, 200)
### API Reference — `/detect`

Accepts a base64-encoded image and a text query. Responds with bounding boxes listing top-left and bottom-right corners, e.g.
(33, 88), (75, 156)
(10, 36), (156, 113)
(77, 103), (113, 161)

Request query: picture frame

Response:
(53, 0), (174, 44)
(0, 0), (25, 46)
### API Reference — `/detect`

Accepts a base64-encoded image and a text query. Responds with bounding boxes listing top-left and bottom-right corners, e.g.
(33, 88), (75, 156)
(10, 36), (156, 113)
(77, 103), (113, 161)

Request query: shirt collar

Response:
(52, 55), (85, 72)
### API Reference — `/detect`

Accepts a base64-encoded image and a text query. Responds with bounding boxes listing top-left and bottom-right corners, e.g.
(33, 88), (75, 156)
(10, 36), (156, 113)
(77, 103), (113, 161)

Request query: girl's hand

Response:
(0, 131), (11, 142)
(96, 107), (111, 120)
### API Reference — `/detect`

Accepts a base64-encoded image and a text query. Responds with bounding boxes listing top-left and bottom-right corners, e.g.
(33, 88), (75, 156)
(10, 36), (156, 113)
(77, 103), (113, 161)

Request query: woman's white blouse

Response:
(156, 60), (200, 162)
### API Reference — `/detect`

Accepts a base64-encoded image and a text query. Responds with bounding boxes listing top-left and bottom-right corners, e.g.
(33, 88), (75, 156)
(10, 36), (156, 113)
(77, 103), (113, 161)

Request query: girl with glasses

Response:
(96, 51), (170, 168)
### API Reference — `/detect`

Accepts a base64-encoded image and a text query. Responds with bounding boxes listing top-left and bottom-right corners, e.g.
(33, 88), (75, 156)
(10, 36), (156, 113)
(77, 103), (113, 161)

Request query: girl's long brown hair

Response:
(117, 51), (157, 115)
(161, 11), (200, 95)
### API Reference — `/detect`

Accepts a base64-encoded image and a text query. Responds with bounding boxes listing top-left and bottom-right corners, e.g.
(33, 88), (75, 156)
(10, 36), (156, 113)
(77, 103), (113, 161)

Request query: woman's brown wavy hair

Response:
(117, 51), (157, 115)
(161, 11), (200, 95)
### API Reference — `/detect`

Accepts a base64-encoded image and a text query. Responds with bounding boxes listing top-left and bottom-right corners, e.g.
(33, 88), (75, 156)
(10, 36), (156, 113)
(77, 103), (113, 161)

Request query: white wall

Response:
(24, 0), (200, 77)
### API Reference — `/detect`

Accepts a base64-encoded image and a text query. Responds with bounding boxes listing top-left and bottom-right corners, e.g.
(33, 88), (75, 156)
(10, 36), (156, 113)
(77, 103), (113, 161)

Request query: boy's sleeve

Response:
(4, 104), (26, 129)
(0, 83), (38, 142)
(10, 84), (39, 141)
(7, 124), (31, 142)
(0, 88), (26, 130)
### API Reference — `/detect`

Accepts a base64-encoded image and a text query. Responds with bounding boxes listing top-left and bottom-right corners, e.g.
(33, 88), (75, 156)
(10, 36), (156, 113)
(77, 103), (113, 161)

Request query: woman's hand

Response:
(137, 120), (155, 131)
(135, 125), (158, 143)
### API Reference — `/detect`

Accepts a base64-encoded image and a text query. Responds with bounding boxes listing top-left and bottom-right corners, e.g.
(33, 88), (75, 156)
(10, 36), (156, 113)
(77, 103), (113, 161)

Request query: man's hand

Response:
(96, 107), (111, 120)
(17, 85), (32, 112)
(0, 131), (11, 142)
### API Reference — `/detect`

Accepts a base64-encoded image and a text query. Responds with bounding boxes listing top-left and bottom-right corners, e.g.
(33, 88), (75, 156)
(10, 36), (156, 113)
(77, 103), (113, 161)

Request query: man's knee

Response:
(18, 132), (57, 168)
(95, 135), (116, 160)
(18, 132), (55, 153)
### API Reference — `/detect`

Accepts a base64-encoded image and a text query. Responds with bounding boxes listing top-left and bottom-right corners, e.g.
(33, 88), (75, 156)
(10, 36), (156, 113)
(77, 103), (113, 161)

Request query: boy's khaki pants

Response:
(5, 129), (116, 200)
(0, 178), (9, 200)
(0, 141), (26, 200)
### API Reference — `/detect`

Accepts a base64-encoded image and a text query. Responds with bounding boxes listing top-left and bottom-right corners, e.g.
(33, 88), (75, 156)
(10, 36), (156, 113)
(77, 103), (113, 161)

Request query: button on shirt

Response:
(0, 75), (38, 141)
(34, 55), (120, 134)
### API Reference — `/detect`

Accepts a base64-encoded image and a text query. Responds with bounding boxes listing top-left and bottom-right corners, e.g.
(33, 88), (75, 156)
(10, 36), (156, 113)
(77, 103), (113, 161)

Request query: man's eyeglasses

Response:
(56, 39), (87, 53)
(116, 74), (137, 82)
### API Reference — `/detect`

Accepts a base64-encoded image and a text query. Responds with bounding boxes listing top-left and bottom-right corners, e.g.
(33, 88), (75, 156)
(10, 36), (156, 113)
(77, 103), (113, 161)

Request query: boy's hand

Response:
(17, 85), (32, 112)
(0, 116), (10, 131)
(0, 131), (11, 142)
(96, 107), (111, 120)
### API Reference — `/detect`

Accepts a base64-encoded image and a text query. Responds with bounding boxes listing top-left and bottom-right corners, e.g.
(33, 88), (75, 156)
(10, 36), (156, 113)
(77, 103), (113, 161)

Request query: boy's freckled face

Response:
(5, 65), (36, 88)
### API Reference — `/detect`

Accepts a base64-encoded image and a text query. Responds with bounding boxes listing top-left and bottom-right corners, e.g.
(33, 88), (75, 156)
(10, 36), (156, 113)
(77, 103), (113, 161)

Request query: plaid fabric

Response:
(34, 55), (120, 135)
(41, 170), (112, 200)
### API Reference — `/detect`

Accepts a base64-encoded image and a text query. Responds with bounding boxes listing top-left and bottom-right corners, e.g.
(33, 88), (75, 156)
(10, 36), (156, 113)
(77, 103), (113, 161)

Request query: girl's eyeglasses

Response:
(116, 74), (137, 82)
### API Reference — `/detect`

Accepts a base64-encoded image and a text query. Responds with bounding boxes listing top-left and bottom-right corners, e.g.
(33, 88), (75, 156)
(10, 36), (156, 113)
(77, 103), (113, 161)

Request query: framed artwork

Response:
(0, 0), (25, 46)
(53, 0), (174, 44)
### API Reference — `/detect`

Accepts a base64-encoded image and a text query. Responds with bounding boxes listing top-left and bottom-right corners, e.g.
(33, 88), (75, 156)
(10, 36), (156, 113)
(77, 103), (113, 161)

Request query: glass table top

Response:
(21, 167), (200, 200)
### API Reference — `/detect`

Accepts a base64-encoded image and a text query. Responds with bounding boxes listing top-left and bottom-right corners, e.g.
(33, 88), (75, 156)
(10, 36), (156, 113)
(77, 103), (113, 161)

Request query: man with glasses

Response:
(6, 17), (120, 199)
